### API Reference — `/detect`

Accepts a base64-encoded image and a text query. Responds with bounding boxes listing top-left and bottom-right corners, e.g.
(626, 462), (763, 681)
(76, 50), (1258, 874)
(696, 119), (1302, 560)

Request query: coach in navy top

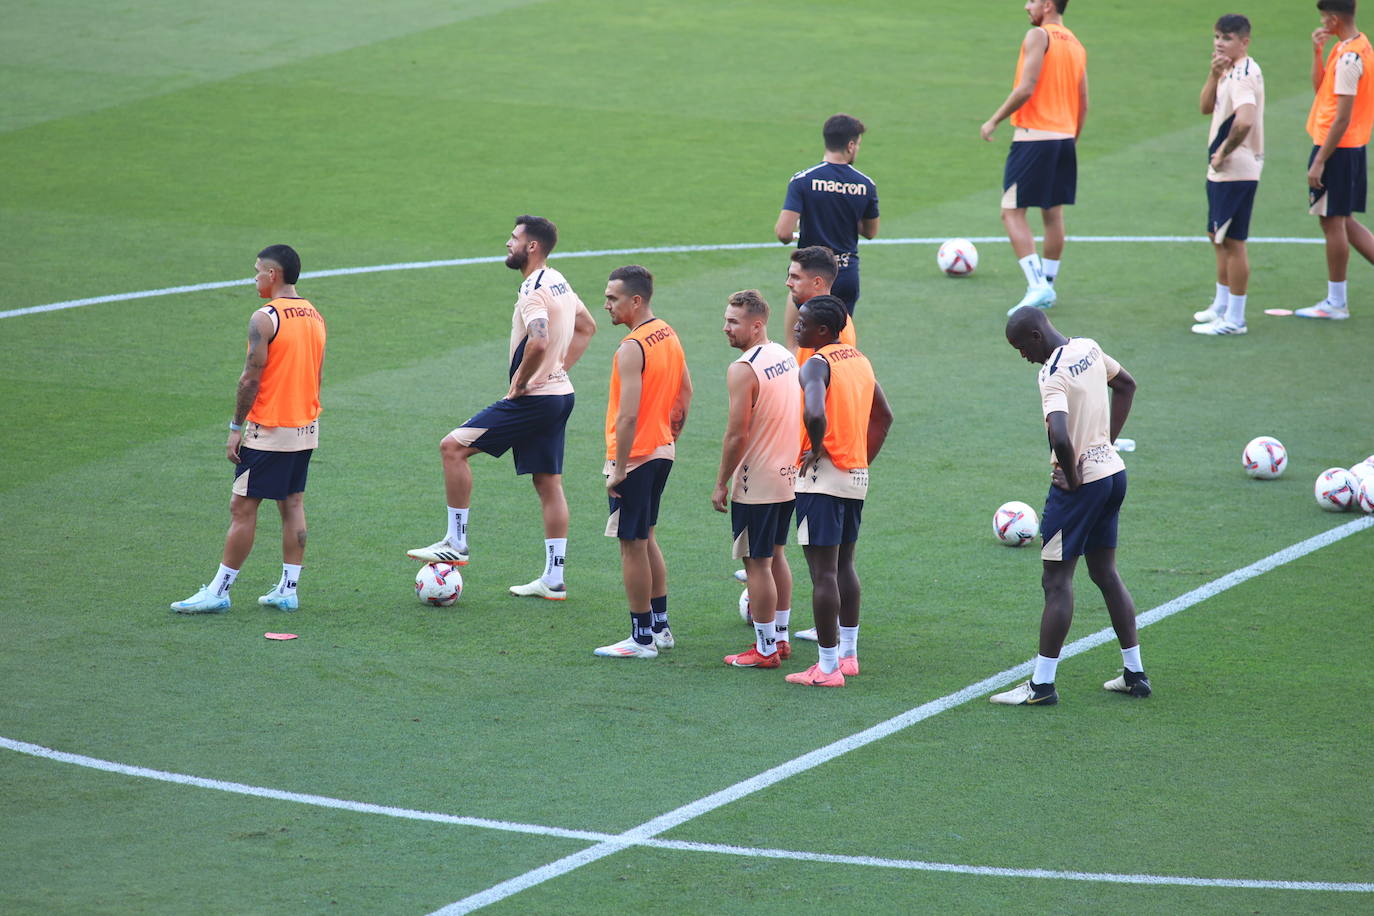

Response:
(775, 113), (881, 318)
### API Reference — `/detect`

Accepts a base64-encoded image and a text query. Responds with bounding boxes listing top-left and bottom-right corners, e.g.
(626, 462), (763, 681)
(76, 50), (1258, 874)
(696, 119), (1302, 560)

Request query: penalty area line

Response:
(0, 235), (1323, 320)
(433, 513), (1374, 914)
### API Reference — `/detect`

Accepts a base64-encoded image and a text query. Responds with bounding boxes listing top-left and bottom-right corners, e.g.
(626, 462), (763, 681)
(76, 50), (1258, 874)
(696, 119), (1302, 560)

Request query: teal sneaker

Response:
(1007, 284), (1057, 316)
(258, 586), (299, 611)
(171, 585), (231, 614)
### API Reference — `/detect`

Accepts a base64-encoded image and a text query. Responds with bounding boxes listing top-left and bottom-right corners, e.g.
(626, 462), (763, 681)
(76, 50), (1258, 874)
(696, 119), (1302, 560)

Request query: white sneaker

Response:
(509, 578), (567, 600)
(795, 627), (818, 642)
(652, 628), (676, 650)
(593, 637), (659, 658)
(1190, 318), (1247, 336)
(1295, 299), (1350, 320)
(989, 680), (1058, 705)
(171, 585), (231, 614)
(1007, 284), (1056, 316)
(257, 586), (299, 611)
(407, 538), (469, 565)
(732, 569), (747, 583)
(1192, 303), (1224, 323)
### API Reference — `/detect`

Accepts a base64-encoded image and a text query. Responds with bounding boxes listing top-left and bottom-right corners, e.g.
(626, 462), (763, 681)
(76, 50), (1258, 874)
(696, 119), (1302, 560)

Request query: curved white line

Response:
(4, 733), (1368, 896)
(0, 235), (1324, 320)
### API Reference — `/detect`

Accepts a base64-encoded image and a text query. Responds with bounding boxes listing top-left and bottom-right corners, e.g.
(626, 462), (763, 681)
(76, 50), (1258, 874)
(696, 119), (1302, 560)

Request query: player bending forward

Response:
(993, 307), (1150, 706)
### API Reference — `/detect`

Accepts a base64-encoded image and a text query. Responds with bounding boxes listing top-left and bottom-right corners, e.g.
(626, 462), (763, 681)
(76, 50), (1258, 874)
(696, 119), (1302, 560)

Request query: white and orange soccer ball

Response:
(1242, 436), (1288, 479)
(1314, 467), (1358, 512)
(1357, 477), (1374, 514)
(1348, 458), (1374, 487)
(415, 562), (463, 606)
(937, 238), (978, 276)
(993, 500), (1039, 547)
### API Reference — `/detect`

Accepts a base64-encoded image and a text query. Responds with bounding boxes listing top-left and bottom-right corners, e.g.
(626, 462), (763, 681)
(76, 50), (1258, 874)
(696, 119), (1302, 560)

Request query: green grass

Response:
(2, 1), (1372, 913)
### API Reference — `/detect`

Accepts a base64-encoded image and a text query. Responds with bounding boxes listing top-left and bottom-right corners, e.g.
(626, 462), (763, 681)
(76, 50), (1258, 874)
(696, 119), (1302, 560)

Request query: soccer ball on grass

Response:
(993, 501), (1039, 547)
(936, 238), (978, 277)
(1314, 468), (1358, 512)
(415, 562), (463, 606)
(1241, 436), (1287, 479)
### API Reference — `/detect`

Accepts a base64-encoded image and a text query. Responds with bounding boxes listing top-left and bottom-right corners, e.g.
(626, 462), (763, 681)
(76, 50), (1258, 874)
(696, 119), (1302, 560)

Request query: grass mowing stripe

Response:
(0, 737), (612, 844)
(434, 514), (1374, 914)
(641, 839), (1374, 893)
(0, 236), (1324, 320)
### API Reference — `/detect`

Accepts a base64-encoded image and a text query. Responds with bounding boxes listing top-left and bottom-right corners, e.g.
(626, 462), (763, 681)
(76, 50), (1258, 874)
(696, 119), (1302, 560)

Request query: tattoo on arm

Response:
(528, 317), (548, 339)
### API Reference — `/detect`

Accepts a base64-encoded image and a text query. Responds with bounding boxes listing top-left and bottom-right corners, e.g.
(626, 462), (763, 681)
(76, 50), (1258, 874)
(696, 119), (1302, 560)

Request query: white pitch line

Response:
(2, 732), (1369, 897)
(432, 514), (1374, 914)
(0, 235), (1323, 320)
(642, 838), (1374, 893)
(0, 736), (611, 844)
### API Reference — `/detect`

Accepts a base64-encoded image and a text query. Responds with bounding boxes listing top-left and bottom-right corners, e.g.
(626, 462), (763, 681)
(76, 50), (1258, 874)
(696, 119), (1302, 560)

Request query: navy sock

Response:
(650, 594), (668, 632)
(631, 611), (654, 646)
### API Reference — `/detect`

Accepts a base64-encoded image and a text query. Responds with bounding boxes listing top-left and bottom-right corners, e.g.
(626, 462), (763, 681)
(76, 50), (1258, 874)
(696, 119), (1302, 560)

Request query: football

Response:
(415, 562), (463, 606)
(738, 588), (752, 624)
(1241, 436), (1287, 479)
(937, 238), (978, 276)
(993, 500), (1039, 546)
(1348, 459), (1374, 486)
(1357, 477), (1374, 514)
(1314, 467), (1358, 512)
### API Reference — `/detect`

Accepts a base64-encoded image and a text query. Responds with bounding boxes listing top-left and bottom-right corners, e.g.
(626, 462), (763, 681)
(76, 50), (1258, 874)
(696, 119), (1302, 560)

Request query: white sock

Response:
(446, 507), (468, 548)
(1019, 253), (1046, 289)
(279, 563), (301, 595)
(1033, 653), (1059, 685)
(543, 538), (566, 587)
(1121, 644), (1143, 673)
(1225, 292), (1247, 326)
(774, 608), (791, 637)
(1328, 280), (1348, 307)
(838, 625), (859, 658)
(755, 621), (778, 656)
(818, 644), (840, 674)
(212, 564), (239, 598)
(1213, 282), (1229, 309)
(1042, 258), (1060, 285)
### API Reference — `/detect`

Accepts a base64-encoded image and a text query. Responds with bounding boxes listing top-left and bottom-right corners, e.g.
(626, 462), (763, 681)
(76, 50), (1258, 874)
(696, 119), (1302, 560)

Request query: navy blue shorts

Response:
(731, 499), (795, 559)
(1309, 145), (1367, 217)
(1003, 138), (1077, 210)
(1040, 470), (1127, 562)
(453, 393), (574, 476)
(832, 260), (860, 312)
(795, 492), (864, 547)
(1207, 179), (1258, 242)
(606, 458), (672, 541)
(233, 447), (312, 500)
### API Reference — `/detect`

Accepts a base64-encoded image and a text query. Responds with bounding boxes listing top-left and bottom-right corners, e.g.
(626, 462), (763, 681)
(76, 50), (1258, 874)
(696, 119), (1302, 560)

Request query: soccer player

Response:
(783, 245), (857, 358)
(785, 296), (893, 687)
(774, 114), (880, 315)
(713, 290), (800, 669)
(408, 216), (597, 600)
(992, 307), (1150, 706)
(1194, 14), (1265, 336)
(595, 266), (693, 658)
(980, 0), (1088, 316)
(171, 245), (326, 613)
(1299, 0), (1374, 320)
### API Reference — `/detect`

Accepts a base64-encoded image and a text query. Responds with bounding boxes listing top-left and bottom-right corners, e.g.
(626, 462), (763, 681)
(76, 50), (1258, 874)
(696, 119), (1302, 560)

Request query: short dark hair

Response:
(1215, 13), (1251, 36)
(1318, 0), (1356, 16)
(1052, 0), (1069, 12)
(728, 289), (770, 318)
(801, 294), (848, 338)
(608, 264), (654, 302)
(791, 246), (839, 282)
(515, 215), (558, 254)
(257, 244), (301, 284)
(822, 114), (866, 152)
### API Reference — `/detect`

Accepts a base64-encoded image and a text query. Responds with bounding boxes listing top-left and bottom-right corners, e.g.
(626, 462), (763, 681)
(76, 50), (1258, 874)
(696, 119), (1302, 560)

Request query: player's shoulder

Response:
(790, 162), (827, 182)
(843, 163), (878, 187)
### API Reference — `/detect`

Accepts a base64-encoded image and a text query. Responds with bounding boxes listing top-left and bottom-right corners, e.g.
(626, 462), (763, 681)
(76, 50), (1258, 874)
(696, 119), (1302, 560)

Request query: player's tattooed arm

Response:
(527, 317), (548, 338)
(228, 310), (271, 462)
(508, 315), (550, 398)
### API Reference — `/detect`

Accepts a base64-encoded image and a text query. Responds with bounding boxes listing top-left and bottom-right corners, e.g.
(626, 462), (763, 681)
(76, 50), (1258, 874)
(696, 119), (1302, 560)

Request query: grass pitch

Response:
(2, 1), (1371, 913)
